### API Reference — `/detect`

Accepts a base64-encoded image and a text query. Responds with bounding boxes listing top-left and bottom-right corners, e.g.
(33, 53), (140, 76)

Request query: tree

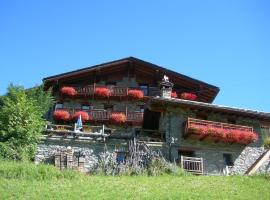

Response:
(0, 84), (53, 160)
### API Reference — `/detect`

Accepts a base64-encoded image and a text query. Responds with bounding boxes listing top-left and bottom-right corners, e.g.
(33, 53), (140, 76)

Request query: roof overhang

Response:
(149, 97), (270, 122)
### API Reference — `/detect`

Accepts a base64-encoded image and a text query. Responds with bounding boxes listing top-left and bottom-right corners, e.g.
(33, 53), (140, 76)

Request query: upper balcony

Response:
(59, 85), (160, 99)
(185, 118), (258, 145)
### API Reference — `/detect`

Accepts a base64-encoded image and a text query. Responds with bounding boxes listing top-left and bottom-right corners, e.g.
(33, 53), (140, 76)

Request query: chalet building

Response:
(37, 57), (270, 175)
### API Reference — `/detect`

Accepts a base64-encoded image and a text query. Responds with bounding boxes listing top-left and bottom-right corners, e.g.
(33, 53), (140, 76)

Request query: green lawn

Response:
(0, 161), (270, 200)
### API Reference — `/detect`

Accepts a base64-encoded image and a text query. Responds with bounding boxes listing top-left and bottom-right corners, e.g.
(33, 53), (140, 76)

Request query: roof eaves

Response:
(151, 97), (270, 120)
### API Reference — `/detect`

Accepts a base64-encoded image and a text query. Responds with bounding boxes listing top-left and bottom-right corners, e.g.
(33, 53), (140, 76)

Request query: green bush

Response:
(264, 138), (270, 149)
(0, 84), (53, 161)
(147, 157), (189, 176)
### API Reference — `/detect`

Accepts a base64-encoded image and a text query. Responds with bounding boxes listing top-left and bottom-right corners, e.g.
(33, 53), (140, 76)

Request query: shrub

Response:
(171, 91), (178, 98)
(53, 110), (70, 121)
(95, 87), (111, 98)
(72, 111), (90, 122)
(180, 92), (197, 101)
(128, 89), (144, 100)
(264, 138), (270, 149)
(110, 113), (127, 124)
(0, 85), (47, 161)
(60, 87), (77, 96)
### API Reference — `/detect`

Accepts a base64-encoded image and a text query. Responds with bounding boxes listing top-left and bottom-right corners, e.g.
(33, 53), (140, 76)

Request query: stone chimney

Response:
(160, 75), (174, 98)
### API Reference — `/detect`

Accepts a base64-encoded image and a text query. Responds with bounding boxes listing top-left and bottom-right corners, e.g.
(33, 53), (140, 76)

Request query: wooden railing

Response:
(187, 118), (254, 132)
(180, 156), (203, 174)
(127, 112), (144, 122)
(64, 84), (159, 97)
(55, 108), (143, 123)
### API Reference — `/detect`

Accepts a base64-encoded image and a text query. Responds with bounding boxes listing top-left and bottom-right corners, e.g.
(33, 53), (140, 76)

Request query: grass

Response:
(0, 160), (270, 200)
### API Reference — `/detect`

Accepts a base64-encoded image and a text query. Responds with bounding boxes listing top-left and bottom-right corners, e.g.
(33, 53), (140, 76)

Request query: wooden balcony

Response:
(180, 156), (203, 175)
(64, 84), (159, 97)
(127, 112), (144, 123)
(55, 108), (143, 123)
(187, 118), (253, 133)
(185, 118), (256, 144)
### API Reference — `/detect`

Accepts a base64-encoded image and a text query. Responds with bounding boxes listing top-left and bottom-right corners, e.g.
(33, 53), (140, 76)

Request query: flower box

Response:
(128, 89), (144, 100)
(60, 87), (77, 96)
(180, 93), (197, 101)
(72, 111), (90, 122)
(110, 113), (127, 124)
(188, 124), (258, 145)
(94, 87), (111, 98)
(171, 91), (178, 98)
(53, 110), (70, 121)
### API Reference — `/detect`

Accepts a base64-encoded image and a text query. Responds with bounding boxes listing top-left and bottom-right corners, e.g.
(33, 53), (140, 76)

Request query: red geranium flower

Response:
(72, 111), (90, 122)
(180, 93), (197, 101)
(60, 87), (77, 96)
(110, 112), (127, 124)
(53, 110), (70, 121)
(171, 91), (178, 98)
(128, 89), (144, 100)
(95, 87), (111, 98)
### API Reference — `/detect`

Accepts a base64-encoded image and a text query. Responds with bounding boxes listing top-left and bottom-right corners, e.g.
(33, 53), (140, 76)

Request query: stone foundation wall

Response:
(35, 139), (128, 173)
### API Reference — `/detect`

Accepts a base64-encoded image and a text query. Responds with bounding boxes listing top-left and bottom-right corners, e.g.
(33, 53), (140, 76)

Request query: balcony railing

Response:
(187, 118), (253, 132)
(55, 108), (143, 123)
(180, 156), (203, 175)
(185, 118), (256, 144)
(64, 85), (159, 97)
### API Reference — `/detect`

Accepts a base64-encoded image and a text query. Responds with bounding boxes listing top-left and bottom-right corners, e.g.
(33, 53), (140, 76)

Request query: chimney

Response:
(160, 75), (174, 98)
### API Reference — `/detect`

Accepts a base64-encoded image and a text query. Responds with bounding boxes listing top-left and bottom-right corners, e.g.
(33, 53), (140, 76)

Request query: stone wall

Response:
(35, 139), (128, 173)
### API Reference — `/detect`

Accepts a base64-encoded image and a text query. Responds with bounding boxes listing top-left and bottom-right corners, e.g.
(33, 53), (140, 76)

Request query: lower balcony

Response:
(185, 118), (258, 145)
(53, 108), (144, 125)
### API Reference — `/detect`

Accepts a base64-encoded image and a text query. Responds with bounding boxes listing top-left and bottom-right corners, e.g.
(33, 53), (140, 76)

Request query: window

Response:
(55, 103), (63, 109)
(138, 105), (145, 113)
(178, 150), (195, 157)
(104, 104), (114, 111)
(139, 84), (149, 96)
(81, 104), (90, 110)
(223, 153), (233, 166)
(106, 81), (116, 87)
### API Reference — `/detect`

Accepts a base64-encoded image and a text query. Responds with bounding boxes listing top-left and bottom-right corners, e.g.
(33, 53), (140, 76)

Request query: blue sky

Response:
(0, 0), (269, 112)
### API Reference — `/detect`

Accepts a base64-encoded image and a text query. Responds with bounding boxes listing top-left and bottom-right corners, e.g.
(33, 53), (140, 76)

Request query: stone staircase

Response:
(245, 149), (270, 175)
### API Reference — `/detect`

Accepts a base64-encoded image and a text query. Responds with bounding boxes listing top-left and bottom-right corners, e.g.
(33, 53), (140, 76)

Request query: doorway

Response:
(142, 109), (161, 130)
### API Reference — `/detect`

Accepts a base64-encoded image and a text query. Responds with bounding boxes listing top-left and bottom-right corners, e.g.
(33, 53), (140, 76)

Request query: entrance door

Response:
(142, 109), (161, 130)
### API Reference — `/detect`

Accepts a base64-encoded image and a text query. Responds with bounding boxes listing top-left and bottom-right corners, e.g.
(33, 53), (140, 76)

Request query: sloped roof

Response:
(43, 57), (220, 102)
(150, 97), (270, 121)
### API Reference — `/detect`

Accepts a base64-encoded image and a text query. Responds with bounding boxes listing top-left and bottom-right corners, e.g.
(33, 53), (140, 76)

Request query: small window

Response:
(178, 150), (195, 157)
(139, 84), (149, 96)
(104, 104), (114, 111)
(106, 81), (116, 87)
(116, 152), (127, 163)
(82, 105), (90, 110)
(138, 105), (145, 113)
(55, 103), (63, 109)
(223, 153), (233, 166)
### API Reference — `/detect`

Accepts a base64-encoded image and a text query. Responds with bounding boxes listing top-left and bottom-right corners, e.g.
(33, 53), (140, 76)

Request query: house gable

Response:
(43, 57), (220, 103)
